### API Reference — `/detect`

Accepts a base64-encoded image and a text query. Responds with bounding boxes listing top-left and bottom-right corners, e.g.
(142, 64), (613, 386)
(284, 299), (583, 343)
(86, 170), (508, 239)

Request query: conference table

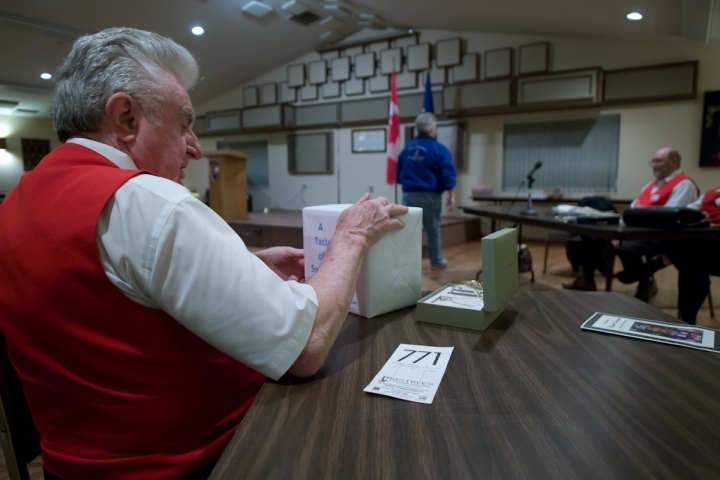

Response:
(471, 195), (634, 205)
(461, 205), (720, 292)
(210, 291), (720, 479)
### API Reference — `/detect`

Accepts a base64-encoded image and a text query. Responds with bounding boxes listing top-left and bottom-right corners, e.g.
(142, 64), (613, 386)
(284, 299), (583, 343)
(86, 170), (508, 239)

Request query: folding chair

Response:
(0, 334), (41, 480)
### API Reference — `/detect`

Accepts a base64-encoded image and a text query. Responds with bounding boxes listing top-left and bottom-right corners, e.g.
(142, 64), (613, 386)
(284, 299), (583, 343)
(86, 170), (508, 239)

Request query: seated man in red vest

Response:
(664, 187), (720, 324)
(0, 28), (407, 480)
(614, 147), (699, 298)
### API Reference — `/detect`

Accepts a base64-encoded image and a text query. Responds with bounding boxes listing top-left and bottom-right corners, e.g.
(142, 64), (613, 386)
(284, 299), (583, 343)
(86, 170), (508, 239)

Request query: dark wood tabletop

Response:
(210, 291), (720, 480)
(461, 205), (720, 241)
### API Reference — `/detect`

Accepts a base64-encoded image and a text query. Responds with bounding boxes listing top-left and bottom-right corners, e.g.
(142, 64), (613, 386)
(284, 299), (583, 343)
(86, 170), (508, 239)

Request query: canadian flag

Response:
(386, 71), (399, 185)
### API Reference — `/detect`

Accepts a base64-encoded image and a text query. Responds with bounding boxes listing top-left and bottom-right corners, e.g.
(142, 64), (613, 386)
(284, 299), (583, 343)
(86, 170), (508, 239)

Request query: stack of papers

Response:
(553, 205), (621, 219)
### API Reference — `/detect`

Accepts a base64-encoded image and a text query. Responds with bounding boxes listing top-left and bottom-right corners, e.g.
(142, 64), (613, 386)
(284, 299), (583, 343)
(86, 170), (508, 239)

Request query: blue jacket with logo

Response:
(396, 134), (456, 194)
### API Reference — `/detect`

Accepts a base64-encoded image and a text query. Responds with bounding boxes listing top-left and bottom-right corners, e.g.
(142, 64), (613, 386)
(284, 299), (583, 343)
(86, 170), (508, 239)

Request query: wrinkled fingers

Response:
(386, 203), (409, 217)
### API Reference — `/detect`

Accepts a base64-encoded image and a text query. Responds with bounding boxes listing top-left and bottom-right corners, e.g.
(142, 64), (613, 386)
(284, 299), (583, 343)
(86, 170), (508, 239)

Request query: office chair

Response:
(0, 334), (41, 480)
(543, 232), (582, 273)
(708, 291), (714, 318)
(708, 277), (715, 319)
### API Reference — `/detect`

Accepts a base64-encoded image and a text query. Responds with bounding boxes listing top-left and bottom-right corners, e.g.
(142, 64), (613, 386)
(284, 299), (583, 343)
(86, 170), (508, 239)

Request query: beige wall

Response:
(193, 28), (720, 214)
(0, 115), (60, 194)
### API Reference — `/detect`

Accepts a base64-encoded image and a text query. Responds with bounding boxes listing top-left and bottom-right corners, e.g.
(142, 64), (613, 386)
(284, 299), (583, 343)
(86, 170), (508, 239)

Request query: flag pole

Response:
(386, 68), (400, 196)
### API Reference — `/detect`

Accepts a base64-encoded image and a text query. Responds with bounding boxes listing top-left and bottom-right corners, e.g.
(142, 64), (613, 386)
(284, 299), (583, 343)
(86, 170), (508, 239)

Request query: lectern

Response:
(204, 149), (249, 221)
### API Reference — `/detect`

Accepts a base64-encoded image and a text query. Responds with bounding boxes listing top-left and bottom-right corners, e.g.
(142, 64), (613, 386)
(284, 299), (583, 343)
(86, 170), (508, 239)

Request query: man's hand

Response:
(446, 190), (456, 210)
(335, 193), (408, 250)
(255, 247), (305, 281)
(288, 194), (408, 377)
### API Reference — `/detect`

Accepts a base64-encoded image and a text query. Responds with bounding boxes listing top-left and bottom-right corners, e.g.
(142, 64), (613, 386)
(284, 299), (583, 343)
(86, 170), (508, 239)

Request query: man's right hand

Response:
(288, 194), (408, 378)
(335, 193), (408, 251)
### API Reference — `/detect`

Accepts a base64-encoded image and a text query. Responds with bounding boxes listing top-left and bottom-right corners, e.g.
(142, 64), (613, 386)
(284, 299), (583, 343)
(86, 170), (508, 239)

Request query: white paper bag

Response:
(303, 204), (422, 318)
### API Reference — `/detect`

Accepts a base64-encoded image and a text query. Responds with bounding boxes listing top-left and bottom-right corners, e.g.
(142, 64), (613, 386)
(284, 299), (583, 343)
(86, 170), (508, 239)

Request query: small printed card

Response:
(363, 343), (454, 404)
(424, 285), (484, 310)
(581, 312), (720, 353)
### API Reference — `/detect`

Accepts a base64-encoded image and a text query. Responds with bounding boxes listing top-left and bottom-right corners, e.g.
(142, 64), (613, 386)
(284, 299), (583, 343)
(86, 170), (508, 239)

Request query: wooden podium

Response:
(205, 149), (250, 221)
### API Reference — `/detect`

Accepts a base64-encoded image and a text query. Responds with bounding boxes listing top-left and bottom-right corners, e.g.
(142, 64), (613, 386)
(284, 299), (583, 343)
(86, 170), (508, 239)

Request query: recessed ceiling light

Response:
(40, 73), (52, 80)
(627, 12), (643, 20)
(243, 1), (274, 17)
(319, 31), (343, 43)
(320, 16), (344, 29)
(191, 26), (204, 35)
(282, 1), (308, 15)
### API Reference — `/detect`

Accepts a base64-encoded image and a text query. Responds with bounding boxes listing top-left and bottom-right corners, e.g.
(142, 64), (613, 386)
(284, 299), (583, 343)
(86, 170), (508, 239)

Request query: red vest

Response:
(701, 188), (720, 225)
(0, 144), (265, 479)
(635, 173), (698, 206)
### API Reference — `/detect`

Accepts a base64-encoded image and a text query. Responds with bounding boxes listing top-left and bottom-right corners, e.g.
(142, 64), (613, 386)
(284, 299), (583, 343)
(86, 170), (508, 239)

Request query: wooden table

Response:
(472, 195), (634, 205)
(210, 291), (720, 479)
(461, 205), (720, 292)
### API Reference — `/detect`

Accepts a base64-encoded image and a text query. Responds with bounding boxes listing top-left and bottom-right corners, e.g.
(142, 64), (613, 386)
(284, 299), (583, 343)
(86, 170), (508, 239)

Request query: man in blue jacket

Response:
(397, 113), (457, 270)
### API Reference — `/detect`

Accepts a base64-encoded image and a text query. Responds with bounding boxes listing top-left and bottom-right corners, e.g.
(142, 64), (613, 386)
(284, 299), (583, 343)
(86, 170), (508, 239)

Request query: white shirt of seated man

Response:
(69, 72), (318, 381)
(74, 71), (408, 380)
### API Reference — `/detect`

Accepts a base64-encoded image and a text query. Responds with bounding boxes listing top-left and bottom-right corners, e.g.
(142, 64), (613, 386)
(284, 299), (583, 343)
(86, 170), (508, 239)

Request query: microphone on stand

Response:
(520, 161), (543, 215)
(527, 161), (543, 179)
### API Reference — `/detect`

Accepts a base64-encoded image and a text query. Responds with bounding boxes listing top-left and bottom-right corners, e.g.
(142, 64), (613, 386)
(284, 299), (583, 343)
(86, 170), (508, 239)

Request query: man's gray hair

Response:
(667, 149), (681, 164)
(415, 113), (437, 134)
(52, 27), (199, 142)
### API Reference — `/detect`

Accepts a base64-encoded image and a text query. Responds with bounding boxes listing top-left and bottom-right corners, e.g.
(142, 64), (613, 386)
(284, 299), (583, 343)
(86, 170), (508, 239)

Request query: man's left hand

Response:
(255, 247), (305, 281)
(446, 194), (456, 210)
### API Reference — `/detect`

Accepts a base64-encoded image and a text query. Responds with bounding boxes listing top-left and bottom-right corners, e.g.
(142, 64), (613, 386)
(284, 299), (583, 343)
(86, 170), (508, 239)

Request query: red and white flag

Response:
(386, 71), (399, 185)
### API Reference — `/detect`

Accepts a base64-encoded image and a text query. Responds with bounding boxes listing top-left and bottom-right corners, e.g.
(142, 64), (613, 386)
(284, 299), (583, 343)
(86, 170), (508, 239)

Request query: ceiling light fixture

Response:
(40, 73), (52, 80)
(323, 4), (352, 14)
(320, 16), (345, 29)
(282, 0), (309, 16)
(191, 26), (205, 35)
(242, 1), (274, 17)
(319, 31), (344, 43)
(627, 12), (643, 20)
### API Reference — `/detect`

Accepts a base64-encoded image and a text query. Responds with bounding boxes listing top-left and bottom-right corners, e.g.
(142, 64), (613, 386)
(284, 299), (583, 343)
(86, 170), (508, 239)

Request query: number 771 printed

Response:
(364, 344), (454, 404)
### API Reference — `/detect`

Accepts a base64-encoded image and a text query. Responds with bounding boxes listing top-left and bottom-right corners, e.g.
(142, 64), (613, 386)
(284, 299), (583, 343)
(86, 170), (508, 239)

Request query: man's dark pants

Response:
(665, 239), (720, 324)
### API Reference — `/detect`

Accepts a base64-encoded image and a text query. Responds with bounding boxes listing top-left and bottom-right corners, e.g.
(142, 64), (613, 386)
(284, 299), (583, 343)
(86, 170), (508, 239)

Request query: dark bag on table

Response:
(623, 207), (707, 229)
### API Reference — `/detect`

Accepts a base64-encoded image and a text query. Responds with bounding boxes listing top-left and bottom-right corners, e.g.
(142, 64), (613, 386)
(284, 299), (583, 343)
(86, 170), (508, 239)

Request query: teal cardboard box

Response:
(417, 228), (519, 331)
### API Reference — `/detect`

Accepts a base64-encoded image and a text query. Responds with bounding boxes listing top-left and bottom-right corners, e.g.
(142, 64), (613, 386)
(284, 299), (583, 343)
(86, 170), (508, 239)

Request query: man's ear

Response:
(105, 92), (138, 143)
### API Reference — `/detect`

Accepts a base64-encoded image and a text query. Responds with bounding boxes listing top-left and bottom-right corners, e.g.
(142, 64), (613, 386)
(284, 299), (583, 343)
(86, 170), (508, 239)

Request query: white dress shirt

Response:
(67, 138), (317, 380)
(631, 168), (698, 208)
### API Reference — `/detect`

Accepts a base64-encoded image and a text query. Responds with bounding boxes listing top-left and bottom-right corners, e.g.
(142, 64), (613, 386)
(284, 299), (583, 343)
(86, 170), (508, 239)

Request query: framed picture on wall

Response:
(700, 90), (720, 166)
(352, 128), (386, 153)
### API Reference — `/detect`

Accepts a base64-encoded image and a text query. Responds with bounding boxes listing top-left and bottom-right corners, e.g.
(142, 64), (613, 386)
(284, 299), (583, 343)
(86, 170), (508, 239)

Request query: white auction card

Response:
(363, 343), (454, 404)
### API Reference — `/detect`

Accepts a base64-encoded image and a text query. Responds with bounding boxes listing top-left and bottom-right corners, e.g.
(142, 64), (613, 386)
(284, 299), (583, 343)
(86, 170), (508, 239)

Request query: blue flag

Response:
(421, 73), (434, 113)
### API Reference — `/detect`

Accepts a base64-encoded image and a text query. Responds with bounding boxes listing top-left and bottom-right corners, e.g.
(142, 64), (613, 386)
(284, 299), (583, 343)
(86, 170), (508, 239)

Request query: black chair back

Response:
(578, 196), (617, 212)
(0, 333), (41, 480)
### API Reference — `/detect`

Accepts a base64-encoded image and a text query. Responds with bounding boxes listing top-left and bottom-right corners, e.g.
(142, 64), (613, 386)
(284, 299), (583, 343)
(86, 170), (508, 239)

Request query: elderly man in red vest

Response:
(0, 28), (407, 479)
(615, 147), (699, 298)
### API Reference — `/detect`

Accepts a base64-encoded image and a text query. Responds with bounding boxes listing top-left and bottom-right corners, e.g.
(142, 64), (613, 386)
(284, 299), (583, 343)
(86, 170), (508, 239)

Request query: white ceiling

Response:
(0, 0), (716, 117)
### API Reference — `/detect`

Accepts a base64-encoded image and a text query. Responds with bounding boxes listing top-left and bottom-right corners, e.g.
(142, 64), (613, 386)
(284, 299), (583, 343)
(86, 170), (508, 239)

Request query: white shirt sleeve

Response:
(664, 179), (699, 207)
(96, 174), (317, 380)
(685, 196), (703, 210)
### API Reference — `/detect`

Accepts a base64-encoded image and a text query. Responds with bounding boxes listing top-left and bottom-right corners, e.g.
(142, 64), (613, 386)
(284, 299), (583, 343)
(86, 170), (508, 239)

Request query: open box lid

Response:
(482, 228), (519, 312)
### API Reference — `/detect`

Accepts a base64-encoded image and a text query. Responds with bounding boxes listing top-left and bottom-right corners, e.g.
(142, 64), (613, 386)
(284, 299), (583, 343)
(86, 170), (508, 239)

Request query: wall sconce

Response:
(0, 138), (6, 151)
